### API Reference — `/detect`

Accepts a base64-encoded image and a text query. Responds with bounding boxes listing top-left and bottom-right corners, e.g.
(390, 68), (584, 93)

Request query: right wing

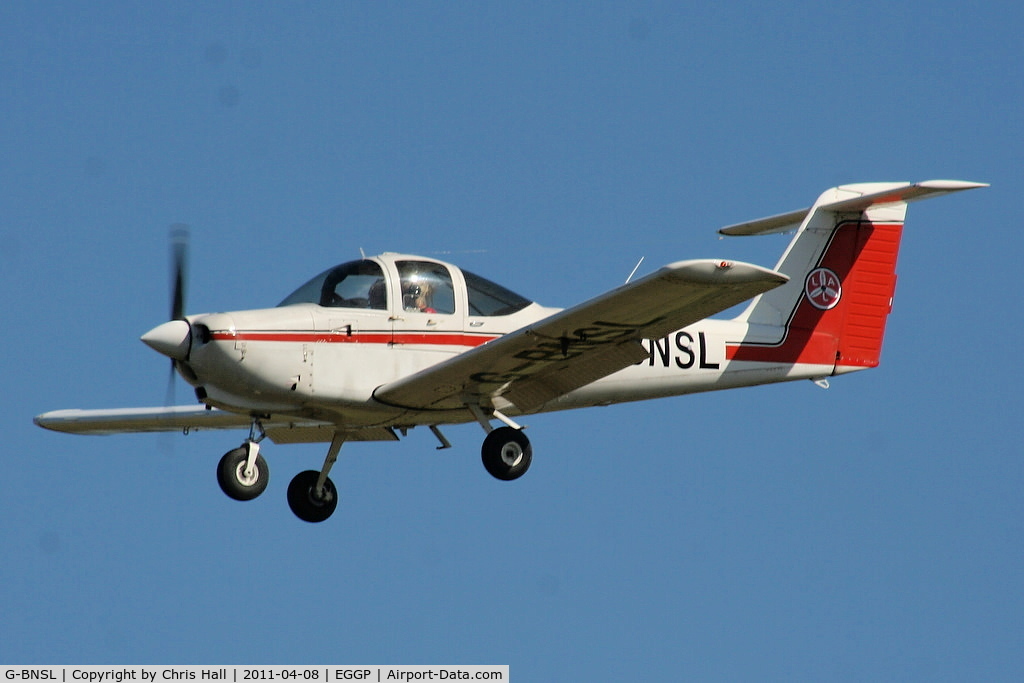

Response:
(374, 258), (788, 413)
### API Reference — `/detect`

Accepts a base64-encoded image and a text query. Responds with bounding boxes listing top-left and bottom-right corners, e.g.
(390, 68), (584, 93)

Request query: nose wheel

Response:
(216, 444), (270, 501)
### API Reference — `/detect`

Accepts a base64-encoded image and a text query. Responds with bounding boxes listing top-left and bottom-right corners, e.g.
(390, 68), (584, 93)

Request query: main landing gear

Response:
(286, 432), (344, 523)
(472, 406), (532, 482)
(215, 410), (532, 522)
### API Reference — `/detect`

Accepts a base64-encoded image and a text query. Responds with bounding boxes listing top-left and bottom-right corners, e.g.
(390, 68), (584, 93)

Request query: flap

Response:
(265, 424), (399, 444)
(373, 258), (788, 412)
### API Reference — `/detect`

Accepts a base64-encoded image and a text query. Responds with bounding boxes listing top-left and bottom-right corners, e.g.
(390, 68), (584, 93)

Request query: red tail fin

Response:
(728, 219), (903, 372)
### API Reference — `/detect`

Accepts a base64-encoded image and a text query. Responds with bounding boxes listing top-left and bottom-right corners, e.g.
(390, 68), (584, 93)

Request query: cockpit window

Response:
(278, 260), (387, 309)
(463, 269), (532, 316)
(397, 261), (455, 314)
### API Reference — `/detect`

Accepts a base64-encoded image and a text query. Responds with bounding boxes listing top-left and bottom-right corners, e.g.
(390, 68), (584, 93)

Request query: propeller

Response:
(170, 223), (189, 321)
(162, 224), (190, 404)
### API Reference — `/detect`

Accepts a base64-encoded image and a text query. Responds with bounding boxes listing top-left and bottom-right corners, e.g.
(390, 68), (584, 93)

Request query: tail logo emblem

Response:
(805, 267), (842, 310)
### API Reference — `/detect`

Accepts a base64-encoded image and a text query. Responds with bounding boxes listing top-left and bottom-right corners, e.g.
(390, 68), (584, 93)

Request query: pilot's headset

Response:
(402, 273), (426, 310)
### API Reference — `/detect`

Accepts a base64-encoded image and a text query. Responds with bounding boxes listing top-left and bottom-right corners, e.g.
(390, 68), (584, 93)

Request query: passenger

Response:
(367, 278), (386, 310)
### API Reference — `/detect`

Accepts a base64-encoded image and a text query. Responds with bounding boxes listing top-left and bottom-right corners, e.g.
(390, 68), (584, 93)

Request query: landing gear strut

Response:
(217, 421), (270, 500)
(212, 408), (531, 519)
(286, 431), (344, 523)
(217, 442), (270, 500)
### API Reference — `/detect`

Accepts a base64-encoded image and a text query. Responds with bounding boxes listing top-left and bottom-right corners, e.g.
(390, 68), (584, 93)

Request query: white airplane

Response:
(36, 180), (986, 522)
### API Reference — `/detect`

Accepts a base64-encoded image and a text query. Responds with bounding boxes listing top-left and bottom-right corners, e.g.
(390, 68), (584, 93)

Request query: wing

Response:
(373, 258), (788, 413)
(34, 406), (397, 444)
(34, 405), (255, 435)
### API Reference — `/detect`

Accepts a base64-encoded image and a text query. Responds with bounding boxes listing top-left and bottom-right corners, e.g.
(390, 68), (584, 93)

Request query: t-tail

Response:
(721, 180), (987, 378)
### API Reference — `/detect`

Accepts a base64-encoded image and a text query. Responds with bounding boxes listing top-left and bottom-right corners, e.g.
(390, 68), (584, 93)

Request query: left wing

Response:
(373, 259), (788, 413)
(34, 406), (397, 443)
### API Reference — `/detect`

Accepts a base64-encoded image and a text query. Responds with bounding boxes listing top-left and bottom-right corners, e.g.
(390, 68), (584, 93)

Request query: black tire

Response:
(217, 446), (270, 501)
(287, 470), (338, 523)
(481, 426), (532, 481)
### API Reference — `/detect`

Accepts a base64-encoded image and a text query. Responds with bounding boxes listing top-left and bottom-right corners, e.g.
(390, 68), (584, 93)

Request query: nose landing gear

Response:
(216, 443), (270, 500)
(217, 422), (270, 501)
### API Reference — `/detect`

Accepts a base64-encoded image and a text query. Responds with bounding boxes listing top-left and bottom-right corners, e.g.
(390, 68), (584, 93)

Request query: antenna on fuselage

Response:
(359, 247), (367, 260)
(625, 256), (645, 284)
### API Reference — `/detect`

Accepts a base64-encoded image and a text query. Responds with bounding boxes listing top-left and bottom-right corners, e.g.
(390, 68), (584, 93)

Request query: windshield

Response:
(278, 260), (387, 309)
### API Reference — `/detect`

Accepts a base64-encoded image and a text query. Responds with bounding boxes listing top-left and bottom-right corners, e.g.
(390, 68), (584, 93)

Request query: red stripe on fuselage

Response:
(209, 331), (499, 347)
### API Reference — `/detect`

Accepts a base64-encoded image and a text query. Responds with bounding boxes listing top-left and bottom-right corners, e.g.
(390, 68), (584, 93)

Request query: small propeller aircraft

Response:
(36, 180), (985, 522)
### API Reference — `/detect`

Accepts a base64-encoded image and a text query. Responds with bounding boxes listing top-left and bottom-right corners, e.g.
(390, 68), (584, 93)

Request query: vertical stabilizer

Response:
(721, 180), (986, 374)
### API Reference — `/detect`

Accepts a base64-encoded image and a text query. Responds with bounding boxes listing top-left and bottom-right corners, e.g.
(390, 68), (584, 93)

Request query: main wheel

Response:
(287, 470), (339, 523)
(217, 446), (270, 501)
(481, 426), (532, 481)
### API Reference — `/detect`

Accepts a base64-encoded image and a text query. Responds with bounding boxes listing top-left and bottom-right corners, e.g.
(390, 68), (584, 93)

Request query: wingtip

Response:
(33, 410), (73, 432)
(917, 179), (989, 190)
(663, 259), (789, 286)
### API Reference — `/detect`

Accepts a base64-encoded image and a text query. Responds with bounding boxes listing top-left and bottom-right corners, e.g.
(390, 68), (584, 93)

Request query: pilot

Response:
(402, 276), (437, 313)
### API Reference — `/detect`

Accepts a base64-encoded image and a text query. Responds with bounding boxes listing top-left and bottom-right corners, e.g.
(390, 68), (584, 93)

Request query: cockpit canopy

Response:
(278, 256), (533, 317)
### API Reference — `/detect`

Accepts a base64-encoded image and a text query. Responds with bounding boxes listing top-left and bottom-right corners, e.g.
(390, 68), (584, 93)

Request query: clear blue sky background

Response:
(2, 2), (1020, 679)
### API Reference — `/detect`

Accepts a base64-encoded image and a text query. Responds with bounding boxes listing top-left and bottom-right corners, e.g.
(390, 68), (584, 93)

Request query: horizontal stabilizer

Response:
(717, 208), (810, 237)
(816, 180), (989, 214)
(719, 180), (987, 236)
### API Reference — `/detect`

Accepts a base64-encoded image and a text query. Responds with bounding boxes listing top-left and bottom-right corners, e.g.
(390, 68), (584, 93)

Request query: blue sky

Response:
(2, 1), (1020, 678)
